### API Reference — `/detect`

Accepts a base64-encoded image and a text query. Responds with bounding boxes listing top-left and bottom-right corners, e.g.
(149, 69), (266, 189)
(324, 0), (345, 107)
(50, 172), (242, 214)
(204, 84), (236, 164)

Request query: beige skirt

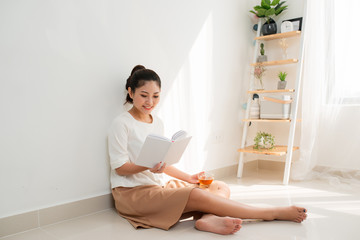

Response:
(112, 179), (198, 230)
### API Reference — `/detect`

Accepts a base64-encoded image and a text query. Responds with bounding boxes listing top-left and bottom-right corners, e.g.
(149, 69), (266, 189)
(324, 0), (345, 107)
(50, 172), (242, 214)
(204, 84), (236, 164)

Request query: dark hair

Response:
(125, 65), (161, 104)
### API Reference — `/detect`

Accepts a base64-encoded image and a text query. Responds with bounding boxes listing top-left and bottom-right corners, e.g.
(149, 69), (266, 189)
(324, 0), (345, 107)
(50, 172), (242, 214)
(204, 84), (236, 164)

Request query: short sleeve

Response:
(155, 116), (165, 135)
(108, 118), (129, 170)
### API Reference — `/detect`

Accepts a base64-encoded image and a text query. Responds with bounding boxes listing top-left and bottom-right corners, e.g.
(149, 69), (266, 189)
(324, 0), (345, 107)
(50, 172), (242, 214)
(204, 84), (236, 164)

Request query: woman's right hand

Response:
(149, 162), (167, 174)
(187, 172), (204, 184)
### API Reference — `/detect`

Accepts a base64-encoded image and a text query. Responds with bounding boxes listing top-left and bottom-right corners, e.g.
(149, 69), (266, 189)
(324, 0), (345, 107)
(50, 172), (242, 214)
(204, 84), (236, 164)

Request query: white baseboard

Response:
(208, 164), (238, 179)
(0, 194), (114, 238)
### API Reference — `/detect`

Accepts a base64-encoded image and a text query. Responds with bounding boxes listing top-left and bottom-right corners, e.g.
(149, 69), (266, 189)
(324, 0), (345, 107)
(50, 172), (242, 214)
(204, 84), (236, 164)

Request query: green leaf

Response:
(256, 9), (267, 17)
(275, 1), (286, 10)
(275, 6), (287, 15)
(254, 5), (262, 11)
(271, 0), (280, 6)
(261, 0), (271, 10)
(265, 8), (275, 17)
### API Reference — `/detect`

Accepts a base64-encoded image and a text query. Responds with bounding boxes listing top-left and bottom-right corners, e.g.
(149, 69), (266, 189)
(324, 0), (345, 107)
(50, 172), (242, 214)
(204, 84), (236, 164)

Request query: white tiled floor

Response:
(2, 169), (360, 240)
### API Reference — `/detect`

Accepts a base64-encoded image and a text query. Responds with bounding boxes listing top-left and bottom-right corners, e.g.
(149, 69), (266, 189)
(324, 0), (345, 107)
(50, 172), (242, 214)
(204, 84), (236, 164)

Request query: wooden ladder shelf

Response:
(237, 18), (306, 185)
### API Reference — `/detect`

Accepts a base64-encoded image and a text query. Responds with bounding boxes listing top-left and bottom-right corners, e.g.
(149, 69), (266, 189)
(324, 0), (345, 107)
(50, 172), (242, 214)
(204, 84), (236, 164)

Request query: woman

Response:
(108, 65), (307, 235)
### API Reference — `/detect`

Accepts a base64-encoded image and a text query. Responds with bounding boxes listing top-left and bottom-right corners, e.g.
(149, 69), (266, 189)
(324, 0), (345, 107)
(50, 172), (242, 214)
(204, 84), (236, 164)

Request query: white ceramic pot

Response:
(257, 55), (268, 63)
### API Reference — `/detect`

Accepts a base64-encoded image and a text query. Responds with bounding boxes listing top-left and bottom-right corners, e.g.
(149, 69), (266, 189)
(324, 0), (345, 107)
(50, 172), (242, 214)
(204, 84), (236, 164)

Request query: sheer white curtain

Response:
(291, 0), (360, 184)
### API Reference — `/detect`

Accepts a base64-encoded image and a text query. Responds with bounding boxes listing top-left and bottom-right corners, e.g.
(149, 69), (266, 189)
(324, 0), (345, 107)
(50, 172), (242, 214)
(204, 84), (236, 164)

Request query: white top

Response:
(108, 111), (165, 188)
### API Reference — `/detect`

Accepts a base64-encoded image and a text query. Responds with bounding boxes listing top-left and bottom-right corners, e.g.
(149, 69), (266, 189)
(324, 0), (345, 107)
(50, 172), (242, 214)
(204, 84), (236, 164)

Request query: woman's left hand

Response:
(187, 172), (204, 184)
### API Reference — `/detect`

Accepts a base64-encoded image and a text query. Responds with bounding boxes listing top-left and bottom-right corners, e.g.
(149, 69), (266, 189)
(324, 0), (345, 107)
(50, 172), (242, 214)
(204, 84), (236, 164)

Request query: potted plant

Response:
(254, 131), (275, 149)
(250, 0), (288, 36)
(253, 64), (266, 90)
(257, 43), (268, 62)
(277, 71), (287, 89)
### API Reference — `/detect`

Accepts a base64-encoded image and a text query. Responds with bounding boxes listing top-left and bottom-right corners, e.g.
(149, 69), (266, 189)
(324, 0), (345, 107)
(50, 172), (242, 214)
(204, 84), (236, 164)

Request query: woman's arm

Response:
(164, 165), (202, 184)
(116, 162), (166, 176)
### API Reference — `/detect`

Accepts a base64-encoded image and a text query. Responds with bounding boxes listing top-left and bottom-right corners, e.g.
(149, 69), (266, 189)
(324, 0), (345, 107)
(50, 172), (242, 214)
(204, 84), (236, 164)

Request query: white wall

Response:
(0, 0), (251, 218)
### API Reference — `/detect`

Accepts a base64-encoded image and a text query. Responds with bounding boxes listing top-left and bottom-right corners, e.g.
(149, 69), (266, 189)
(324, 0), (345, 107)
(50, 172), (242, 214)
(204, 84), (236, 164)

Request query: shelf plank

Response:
(251, 59), (298, 66)
(242, 119), (302, 123)
(255, 31), (301, 41)
(237, 145), (299, 156)
(242, 119), (291, 122)
(248, 89), (295, 94)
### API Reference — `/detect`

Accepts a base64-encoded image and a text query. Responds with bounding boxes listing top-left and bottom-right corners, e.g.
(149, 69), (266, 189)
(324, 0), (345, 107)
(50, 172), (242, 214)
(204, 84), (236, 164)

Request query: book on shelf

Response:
(135, 130), (192, 168)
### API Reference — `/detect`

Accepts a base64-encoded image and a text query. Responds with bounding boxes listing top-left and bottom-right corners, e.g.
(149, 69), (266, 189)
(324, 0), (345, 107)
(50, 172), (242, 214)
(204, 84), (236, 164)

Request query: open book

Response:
(135, 130), (192, 168)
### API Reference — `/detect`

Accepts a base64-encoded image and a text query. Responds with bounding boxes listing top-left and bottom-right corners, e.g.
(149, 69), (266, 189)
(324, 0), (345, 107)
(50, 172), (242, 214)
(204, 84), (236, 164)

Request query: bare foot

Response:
(271, 206), (307, 223)
(195, 214), (242, 235)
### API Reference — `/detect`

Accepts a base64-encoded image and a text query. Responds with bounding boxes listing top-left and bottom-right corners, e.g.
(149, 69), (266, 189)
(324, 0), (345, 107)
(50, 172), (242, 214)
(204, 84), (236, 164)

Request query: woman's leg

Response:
(193, 181), (243, 235)
(202, 180), (231, 198)
(185, 187), (307, 222)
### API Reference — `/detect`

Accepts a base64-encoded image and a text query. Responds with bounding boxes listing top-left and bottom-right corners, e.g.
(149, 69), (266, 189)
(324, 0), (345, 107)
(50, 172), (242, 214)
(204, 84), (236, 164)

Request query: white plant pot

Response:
(258, 137), (274, 149)
(257, 55), (268, 63)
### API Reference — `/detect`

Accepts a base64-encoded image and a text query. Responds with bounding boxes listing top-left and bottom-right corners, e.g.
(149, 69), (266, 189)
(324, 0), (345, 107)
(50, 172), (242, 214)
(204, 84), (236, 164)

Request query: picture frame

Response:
(282, 17), (303, 31)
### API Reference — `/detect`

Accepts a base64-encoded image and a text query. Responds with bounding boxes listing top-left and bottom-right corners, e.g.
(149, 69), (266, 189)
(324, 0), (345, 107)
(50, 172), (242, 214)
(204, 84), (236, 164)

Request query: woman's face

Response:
(128, 81), (161, 115)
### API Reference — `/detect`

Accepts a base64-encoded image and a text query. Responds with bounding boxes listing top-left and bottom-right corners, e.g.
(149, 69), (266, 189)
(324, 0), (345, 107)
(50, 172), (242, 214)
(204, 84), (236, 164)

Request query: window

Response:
(333, 0), (360, 104)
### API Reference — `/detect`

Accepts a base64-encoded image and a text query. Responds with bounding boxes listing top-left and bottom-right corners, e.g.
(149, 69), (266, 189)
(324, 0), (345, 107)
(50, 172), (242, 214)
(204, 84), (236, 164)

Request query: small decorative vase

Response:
(255, 78), (264, 90)
(277, 81), (287, 89)
(253, 24), (258, 31)
(257, 55), (268, 63)
(279, 39), (289, 59)
(262, 18), (277, 36)
(249, 98), (260, 119)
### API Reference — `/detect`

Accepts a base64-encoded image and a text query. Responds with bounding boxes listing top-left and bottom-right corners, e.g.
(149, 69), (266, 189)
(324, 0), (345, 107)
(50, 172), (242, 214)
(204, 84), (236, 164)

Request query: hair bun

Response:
(126, 65), (146, 89)
(131, 65), (146, 76)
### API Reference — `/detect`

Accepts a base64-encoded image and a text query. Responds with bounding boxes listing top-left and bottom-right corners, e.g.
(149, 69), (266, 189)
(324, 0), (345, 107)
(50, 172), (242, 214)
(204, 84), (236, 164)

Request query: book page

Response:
(163, 136), (192, 165)
(135, 137), (172, 168)
(171, 130), (188, 141)
(147, 133), (170, 142)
